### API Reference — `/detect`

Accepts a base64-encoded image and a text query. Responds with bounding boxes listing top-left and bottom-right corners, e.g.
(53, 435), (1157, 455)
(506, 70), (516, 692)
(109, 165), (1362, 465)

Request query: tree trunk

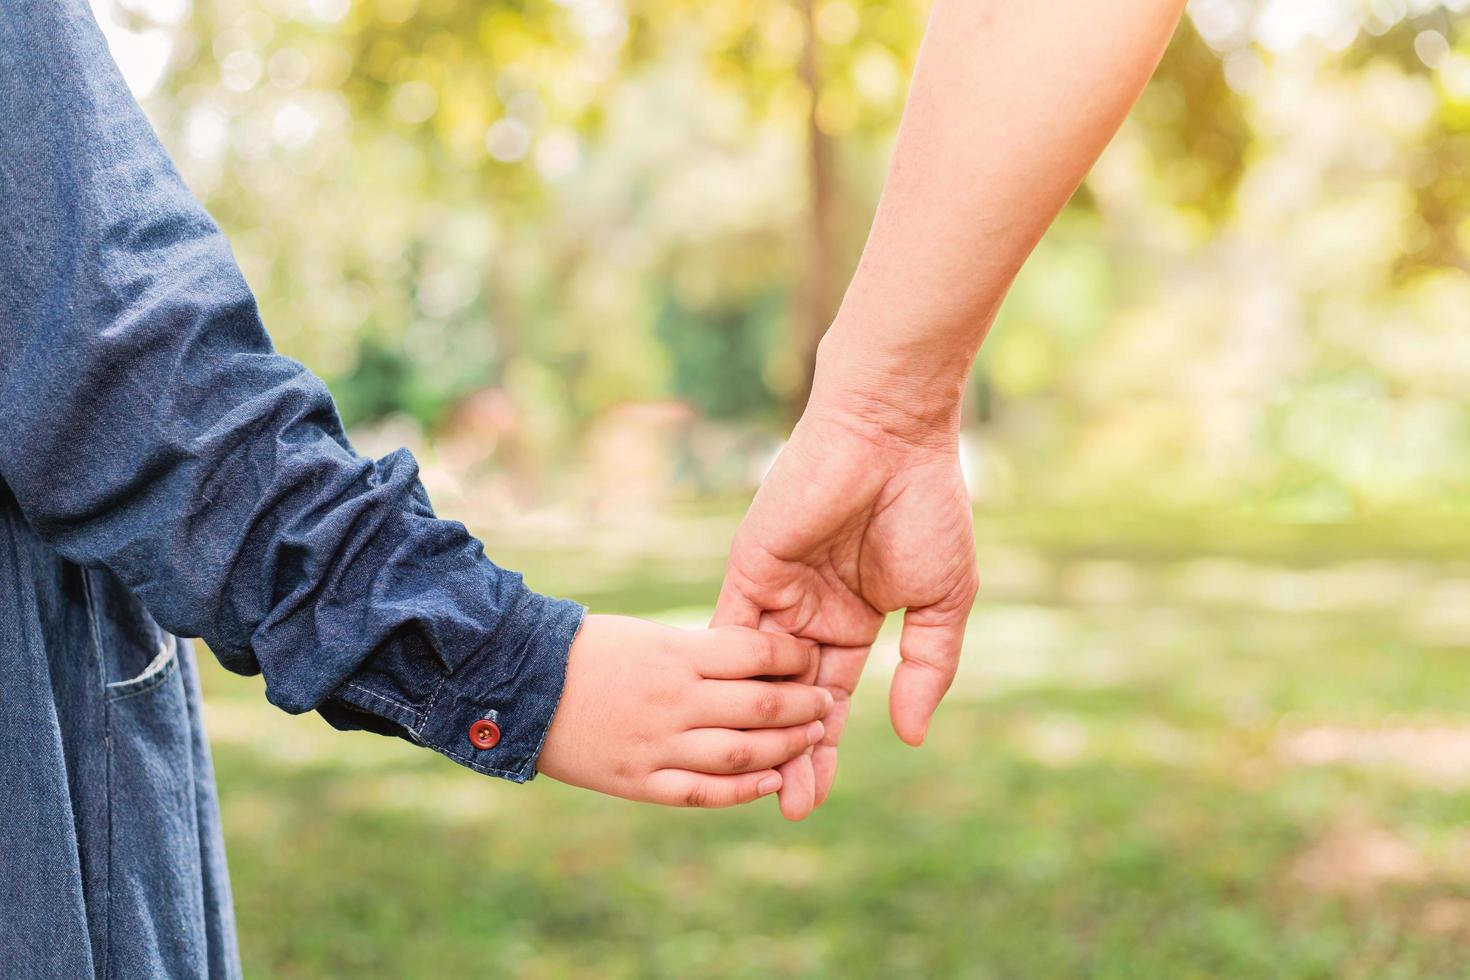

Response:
(792, 0), (839, 421)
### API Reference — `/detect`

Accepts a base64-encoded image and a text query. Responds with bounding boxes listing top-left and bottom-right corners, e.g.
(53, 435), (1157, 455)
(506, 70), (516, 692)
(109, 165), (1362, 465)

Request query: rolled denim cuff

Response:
(329, 588), (586, 782)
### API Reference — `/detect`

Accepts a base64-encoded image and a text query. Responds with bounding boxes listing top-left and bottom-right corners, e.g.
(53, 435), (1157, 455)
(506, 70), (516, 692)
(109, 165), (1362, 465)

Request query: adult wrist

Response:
(807, 326), (967, 450)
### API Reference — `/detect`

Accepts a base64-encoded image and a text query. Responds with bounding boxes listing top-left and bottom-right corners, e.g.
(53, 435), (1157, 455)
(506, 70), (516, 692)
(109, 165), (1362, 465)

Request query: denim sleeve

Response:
(0, 0), (583, 782)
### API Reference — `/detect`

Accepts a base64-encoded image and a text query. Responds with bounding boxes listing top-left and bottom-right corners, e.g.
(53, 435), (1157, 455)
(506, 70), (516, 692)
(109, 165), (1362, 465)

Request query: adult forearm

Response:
(813, 0), (1187, 429)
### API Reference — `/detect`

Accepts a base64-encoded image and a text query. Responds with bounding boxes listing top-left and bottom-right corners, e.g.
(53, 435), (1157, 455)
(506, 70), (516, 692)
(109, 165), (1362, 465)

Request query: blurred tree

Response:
(1343, 13), (1470, 277)
(654, 288), (786, 419)
(118, 0), (1470, 513)
(1136, 16), (1250, 223)
(795, 0), (840, 419)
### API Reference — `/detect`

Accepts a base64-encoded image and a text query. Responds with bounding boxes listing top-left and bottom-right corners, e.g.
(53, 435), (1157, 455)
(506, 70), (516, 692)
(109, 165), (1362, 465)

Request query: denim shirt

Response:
(0, 2), (585, 975)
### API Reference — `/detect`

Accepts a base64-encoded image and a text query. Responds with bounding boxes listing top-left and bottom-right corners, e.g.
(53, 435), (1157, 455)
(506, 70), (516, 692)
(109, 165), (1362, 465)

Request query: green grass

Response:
(201, 509), (1470, 978)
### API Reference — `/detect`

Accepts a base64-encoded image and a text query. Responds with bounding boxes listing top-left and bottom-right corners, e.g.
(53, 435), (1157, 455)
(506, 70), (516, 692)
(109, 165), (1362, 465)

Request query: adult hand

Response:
(711, 378), (978, 821)
(712, 0), (1183, 821)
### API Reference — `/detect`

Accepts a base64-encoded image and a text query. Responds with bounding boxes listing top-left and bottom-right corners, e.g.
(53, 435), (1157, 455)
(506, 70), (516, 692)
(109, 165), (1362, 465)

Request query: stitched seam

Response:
(342, 681), (422, 727)
(103, 658), (180, 705)
(415, 592), (584, 781)
(433, 743), (527, 780)
(78, 568), (113, 980)
(104, 698), (114, 980)
(80, 568), (110, 693)
(430, 602), (586, 781)
(104, 655), (180, 703)
(418, 590), (536, 773)
(417, 664), (456, 740)
(416, 589), (528, 741)
(522, 604), (586, 780)
(415, 684), (525, 777)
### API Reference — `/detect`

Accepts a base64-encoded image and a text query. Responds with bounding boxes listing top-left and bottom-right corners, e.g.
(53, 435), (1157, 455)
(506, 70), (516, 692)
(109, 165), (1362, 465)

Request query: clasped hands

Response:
(538, 335), (980, 819)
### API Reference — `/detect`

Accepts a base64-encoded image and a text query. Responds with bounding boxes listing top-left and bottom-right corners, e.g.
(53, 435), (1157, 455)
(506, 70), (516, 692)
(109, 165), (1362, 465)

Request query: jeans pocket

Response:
(104, 633), (180, 700)
(104, 633), (209, 978)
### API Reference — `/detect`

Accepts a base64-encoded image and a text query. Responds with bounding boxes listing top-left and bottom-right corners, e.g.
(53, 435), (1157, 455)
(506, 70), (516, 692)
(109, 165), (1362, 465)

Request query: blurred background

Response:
(96, 0), (1470, 974)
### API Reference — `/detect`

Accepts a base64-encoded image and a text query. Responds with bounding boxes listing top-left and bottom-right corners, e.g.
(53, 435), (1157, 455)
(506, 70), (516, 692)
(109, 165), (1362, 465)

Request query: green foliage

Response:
(654, 288), (787, 420)
(330, 335), (411, 428)
(109, 0), (1470, 513)
(1138, 18), (1251, 222)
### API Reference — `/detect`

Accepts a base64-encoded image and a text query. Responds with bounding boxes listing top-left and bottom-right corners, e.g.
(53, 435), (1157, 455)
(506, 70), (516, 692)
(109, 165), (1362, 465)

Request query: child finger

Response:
(695, 627), (818, 679)
(757, 613), (818, 684)
(644, 768), (783, 808)
(673, 721), (824, 774)
(694, 679), (834, 729)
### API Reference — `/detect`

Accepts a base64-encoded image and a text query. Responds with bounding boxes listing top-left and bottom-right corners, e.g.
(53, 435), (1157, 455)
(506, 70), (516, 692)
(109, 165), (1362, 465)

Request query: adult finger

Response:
(710, 571), (763, 629)
(756, 611), (819, 684)
(778, 646), (868, 813)
(674, 722), (824, 774)
(889, 599), (973, 747)
(810, 699), (851, 807)
(695, 627), (818, 680)
(695, 679), (834, 730)
(775, 750), (817, 821)
(810, 644), (868, 805)
(745, 616), (823, 820)
(644, 768), (783, 808)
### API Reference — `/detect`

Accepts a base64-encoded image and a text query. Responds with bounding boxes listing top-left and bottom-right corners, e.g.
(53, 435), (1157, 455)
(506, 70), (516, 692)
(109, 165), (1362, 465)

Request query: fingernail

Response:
(806, 720), (825, 745)
(757, 774), (782, 796)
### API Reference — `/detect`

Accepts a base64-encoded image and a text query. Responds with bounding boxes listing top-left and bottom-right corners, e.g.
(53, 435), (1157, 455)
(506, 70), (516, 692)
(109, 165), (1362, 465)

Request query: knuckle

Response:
(753, 689), (783, 722)
(758, 637), (781, 674)
(654, 633), (686, 665)
(724, 743), (755, 772)
(684, 784), (710, 808)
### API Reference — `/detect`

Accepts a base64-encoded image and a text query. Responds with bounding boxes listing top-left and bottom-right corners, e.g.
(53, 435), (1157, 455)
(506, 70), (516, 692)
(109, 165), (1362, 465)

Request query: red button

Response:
(468, 719), (501, 750)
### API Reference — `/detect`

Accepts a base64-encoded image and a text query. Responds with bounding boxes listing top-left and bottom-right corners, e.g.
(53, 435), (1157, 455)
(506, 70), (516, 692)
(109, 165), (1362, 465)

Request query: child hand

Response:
(537, 614), (834, 807)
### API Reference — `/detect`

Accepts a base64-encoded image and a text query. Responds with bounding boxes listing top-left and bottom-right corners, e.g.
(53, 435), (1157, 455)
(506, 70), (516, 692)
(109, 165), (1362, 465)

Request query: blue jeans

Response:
(0, 2), (584, 974)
